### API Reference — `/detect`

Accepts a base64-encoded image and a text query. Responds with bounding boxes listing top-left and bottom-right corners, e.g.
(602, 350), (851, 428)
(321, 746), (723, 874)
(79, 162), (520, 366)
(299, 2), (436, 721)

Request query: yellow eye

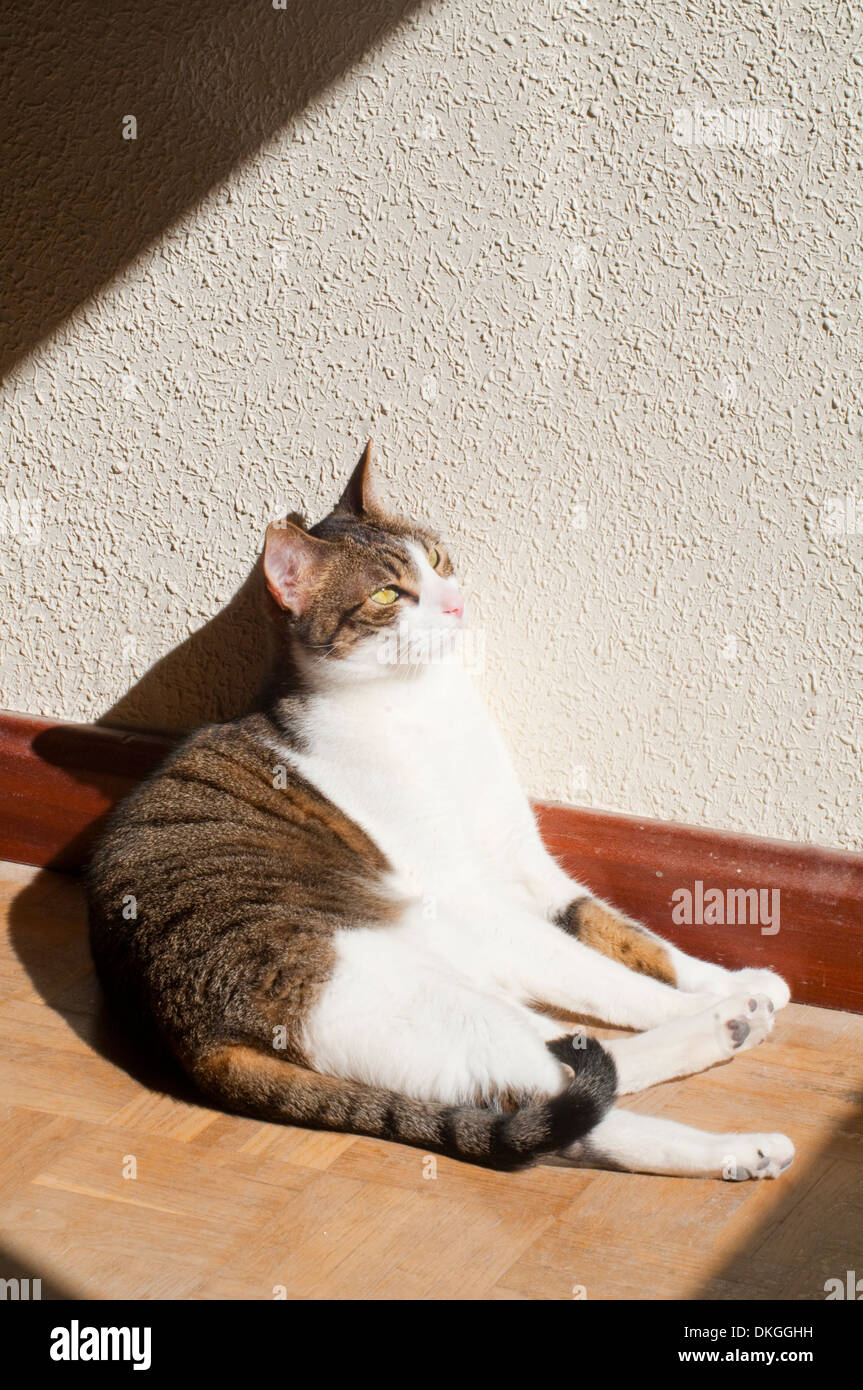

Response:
(370, 588), (398, 606)
(428, 547), (440, 568)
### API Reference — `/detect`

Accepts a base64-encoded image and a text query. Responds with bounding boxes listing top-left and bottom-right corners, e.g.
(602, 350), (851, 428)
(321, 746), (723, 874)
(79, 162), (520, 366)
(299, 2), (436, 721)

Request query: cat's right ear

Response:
(263, 518), (331, 617)
(334, 440), (374, 517)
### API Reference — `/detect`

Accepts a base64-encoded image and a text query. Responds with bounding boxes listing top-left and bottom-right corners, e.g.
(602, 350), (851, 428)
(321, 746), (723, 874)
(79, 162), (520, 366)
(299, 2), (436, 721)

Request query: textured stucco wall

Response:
(1, 1), (860, 849)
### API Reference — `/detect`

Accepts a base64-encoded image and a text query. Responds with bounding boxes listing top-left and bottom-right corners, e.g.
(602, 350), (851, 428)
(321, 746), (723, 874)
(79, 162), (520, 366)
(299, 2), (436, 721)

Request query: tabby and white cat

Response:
(88, 446), (794, 1178)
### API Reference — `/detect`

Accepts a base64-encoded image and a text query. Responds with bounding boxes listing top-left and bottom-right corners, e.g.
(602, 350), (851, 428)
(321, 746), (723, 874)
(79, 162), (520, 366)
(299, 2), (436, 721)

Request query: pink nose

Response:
(443, 596), (464, 618)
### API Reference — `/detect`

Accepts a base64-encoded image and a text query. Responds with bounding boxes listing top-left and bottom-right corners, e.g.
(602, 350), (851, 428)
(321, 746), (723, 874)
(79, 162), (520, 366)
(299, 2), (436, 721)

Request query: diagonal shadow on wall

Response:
(0, 0), (429, 381)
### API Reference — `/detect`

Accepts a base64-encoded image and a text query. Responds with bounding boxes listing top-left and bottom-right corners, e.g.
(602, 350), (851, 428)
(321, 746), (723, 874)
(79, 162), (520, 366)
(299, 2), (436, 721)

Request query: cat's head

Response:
(262, 444), (464, 679)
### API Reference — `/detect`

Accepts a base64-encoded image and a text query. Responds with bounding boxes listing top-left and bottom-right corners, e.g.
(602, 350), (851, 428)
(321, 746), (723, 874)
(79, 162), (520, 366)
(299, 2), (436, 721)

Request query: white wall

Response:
(1, 1), (860, 848)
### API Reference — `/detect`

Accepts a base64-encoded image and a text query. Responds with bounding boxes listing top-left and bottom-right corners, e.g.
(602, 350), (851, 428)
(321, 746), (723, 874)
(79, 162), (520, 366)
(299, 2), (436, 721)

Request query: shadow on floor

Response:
(698, 1094), (863, 1301)
(0, 1243), (79, 1301)
(0, 0), (430, 379)
(7, 868), (198, 1109)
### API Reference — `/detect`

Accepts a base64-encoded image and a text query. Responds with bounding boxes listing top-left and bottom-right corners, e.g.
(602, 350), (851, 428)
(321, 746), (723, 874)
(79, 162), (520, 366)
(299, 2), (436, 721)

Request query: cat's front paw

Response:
(726, 968), (790, 1011)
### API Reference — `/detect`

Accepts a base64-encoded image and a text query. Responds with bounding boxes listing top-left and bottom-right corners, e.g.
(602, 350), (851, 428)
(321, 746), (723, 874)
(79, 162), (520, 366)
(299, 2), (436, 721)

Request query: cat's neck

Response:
(250, 634), (464, 733)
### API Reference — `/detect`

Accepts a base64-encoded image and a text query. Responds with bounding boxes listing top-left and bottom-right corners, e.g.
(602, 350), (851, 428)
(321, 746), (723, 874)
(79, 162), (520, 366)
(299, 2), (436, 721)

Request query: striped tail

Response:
(190, 1037), (616, 1171)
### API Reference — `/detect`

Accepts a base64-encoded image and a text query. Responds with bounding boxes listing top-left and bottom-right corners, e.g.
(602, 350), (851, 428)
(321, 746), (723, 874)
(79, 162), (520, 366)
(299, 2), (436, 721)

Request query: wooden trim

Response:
(1, 710), (862, 1012)
(0, 711), (174, 872)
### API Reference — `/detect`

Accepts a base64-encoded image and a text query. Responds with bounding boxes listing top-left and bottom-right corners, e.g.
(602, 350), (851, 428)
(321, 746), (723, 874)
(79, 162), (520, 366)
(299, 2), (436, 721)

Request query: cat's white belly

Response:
(273, 663), (579, 1026)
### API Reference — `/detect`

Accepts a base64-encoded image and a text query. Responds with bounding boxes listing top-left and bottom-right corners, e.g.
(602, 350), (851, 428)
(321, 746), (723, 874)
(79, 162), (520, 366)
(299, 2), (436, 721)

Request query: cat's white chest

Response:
(281, 665), (510, 902)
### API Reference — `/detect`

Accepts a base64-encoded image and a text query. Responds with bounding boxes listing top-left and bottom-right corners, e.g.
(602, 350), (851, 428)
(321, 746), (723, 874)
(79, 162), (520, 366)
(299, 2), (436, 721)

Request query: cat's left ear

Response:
(334, 440), (374, 517)
(263, 517), (332, 617)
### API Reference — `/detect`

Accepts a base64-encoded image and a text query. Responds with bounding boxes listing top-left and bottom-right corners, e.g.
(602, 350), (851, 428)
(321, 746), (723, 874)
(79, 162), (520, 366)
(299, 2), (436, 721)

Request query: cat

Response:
(87, 444), (795, 1179)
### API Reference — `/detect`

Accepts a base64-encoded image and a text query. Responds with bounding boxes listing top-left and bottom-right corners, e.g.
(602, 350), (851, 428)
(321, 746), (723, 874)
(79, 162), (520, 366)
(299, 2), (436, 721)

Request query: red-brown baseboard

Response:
(536, 804), (863, 1014)
(2, 709), (862, 1012)
(0, 711), (175, 872)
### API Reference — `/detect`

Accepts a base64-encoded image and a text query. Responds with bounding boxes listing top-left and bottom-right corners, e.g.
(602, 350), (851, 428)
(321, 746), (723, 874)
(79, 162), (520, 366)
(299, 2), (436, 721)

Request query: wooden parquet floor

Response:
(1, 859), (861, 1301)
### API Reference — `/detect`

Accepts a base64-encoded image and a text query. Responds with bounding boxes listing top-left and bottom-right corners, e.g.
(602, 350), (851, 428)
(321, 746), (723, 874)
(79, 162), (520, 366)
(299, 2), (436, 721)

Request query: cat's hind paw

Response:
(720, 1132), (795, 1181)
(714, 992), (775, 1056)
